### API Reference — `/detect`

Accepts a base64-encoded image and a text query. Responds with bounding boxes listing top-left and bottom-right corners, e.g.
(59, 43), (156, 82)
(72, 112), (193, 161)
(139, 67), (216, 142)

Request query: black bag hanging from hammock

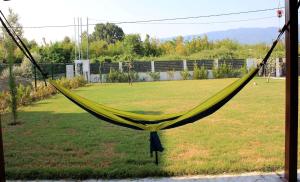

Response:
(150, 132), (164, 164)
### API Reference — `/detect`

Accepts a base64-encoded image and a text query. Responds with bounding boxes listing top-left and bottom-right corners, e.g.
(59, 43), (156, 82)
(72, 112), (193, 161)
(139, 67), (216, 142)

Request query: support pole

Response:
(0, 114), (5, 182)
(86, 17), (89, 60)
(284, 0), (298, 181)
(77, 17), (80, 60)
(74, 18), (77, 61)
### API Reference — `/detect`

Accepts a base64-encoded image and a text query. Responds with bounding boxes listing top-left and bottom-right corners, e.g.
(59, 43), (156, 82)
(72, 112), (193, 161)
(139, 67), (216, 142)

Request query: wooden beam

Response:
(0, 115), (5, 182)
(284, 0), (298, 181)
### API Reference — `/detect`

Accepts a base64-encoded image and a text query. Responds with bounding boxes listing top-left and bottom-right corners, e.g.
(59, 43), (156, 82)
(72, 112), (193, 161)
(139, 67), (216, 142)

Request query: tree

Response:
(1, 9), (23, 124)
(175, 36), (187, 56)
(91, 23), (124, 44)
(186, 35), (210, 54)
(123, 34), (143, 56)
(160, 40), (175, 55)
(143, 34), (161, 57)
(89, 40), (108, 58)
(39, 37), (74, 63)
(6, 40), (18, 125)
(1, 8), (24, 63)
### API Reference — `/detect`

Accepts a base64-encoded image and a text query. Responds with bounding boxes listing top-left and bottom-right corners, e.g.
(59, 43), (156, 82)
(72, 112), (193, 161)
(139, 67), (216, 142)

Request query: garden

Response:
(1, 77), (287, 179)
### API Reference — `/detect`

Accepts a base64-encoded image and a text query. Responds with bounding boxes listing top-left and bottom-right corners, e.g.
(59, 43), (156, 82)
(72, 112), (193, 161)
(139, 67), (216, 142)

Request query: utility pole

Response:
(77, 17), (80, 60)
(86, 17), (89, 60)
(80, 17), (83, 59)
(74, 17), (77, 60)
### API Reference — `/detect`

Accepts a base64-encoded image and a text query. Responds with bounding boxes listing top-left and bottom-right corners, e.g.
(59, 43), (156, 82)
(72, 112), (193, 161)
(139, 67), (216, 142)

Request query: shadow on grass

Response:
(2, 110), (168, 180)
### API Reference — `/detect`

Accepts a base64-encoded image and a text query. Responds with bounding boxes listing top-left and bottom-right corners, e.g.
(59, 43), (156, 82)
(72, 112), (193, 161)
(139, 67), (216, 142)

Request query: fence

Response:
(4, 58), (292, 83)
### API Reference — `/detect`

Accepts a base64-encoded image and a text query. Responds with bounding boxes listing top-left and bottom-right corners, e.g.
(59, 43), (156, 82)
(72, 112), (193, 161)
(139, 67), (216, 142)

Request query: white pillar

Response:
(246, 58), (256, 71)
(66, 65), (74, 79)
(119, 62), (123, 72)
(183, 60), (187, 70)
(151, 61), (155, 72)
(214, 59), (219, 69)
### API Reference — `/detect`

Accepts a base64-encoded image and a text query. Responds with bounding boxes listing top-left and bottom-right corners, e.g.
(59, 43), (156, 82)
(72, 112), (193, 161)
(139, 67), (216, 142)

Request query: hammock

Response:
(49, 67), (259, 131)
(0, 6), (291, 163)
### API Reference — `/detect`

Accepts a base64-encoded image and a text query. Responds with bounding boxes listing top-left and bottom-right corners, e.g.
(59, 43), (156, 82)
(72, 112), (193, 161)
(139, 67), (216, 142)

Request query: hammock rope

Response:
(0, 1), (298, 163)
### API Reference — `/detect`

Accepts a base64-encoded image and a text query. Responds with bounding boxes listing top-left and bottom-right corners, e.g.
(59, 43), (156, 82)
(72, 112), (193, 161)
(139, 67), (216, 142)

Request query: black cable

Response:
(96, 7), (284, 24)
(0, 7), (283, 29)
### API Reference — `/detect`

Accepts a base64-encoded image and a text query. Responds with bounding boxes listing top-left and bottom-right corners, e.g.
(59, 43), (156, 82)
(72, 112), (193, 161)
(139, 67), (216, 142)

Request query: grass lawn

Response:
(2, 77), (287, 179)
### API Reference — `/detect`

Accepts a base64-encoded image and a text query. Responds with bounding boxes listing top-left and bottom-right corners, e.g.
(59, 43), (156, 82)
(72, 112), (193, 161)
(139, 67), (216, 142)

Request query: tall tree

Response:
(175, 36), (187, 56)
(1, 9), (23, 124)
(123, 34), (143, 56)
(143, 34), (161, 57)
(1, 8), (24, 63)
(91, 23), (124, 44)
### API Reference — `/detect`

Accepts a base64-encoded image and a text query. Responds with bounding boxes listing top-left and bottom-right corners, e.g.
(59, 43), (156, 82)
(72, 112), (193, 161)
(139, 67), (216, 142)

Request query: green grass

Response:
(2, 78), (288, 179)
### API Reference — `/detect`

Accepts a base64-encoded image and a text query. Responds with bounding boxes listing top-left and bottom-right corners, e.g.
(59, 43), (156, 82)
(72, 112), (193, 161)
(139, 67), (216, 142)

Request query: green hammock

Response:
(49, 67), (259, 131)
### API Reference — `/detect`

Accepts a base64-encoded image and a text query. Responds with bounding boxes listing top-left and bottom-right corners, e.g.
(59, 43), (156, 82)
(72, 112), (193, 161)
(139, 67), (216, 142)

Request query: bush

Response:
(193, 65), (208, 79)
(107, 68), (120, 83)
(239, 65), (248, 77)
(0, 91), (10, 112)
(107, 68), (139, 83)
(212, 64), (241, 78)
(180, 69), (190, 80)
(128, 71), (139, 82)
(57, 76), (87, 89)
(30, 84), (57, 101)
(167, 69), (175, 80)
(0, 76), (87, 112)
(148, 72), (160, 81)
(16, 84), (32, 106)
(0, 58), (33, 79)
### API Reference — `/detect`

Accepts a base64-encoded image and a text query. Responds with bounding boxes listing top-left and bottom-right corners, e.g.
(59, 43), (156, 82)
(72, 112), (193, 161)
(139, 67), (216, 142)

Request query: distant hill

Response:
(162, 27), (286, 44)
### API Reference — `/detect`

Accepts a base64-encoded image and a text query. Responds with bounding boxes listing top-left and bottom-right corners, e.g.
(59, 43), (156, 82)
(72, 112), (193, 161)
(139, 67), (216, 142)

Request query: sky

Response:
(0, 0), (285, 44)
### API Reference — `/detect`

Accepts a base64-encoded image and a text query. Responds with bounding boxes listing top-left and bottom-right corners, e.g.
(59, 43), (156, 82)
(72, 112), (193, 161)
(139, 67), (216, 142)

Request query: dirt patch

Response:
(171, 143), (210, 160)
(102, 142), (119, 158)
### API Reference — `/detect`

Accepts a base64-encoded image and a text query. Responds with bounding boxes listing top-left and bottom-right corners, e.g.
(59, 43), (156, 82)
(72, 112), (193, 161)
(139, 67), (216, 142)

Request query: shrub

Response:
(148, 72), (160, 81)
(107, 68), (119, 83)
(0, 58), (33, 79)
(128, 71), (139, 82)
(0, 91), (10, 112)
(0, 76), (87, 112)
(180, 69), (190, 80)
(107, 68), (139, 83)
(16, 84), (32, 106)
(212, 64), (240, 78)
(167, 69), (175, 80)
(30, 84), (57, 101)
(193, 65), (208, 79)
(239, 65), (248, 77)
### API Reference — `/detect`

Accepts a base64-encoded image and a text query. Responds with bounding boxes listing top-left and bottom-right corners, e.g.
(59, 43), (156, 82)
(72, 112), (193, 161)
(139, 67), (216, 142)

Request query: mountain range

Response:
(161, 27), (288, 44)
